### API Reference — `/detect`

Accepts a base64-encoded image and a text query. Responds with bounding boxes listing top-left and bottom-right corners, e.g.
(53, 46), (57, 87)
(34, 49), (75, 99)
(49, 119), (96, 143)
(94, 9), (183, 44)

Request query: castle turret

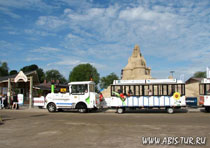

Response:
(122, 45), (151, 80)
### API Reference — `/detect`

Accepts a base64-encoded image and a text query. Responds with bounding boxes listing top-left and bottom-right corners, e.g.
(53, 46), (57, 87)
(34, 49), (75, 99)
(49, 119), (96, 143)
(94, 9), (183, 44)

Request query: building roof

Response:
(68, 81), (95, 85)
(0, 70), (39, 84)
(34, 83), (68, 91)
(185, 77), (203, 84)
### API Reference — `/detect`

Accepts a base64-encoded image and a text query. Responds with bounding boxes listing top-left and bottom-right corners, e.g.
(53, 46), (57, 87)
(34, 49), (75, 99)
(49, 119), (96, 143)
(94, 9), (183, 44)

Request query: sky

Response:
(0, 0), (210, 81)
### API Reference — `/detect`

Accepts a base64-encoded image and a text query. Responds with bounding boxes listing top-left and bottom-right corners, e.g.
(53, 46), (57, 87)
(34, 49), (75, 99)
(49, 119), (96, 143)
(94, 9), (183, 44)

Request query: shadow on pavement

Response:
(200, 108), (210, 113)
(123, 109), (188, 114)
(29, 114), (49, 117)
(54, 109), (188, 114)
(55, 109), (102, 114)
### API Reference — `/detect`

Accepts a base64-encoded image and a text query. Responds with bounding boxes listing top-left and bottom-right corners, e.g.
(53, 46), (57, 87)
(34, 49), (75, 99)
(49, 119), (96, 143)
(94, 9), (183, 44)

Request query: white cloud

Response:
(0, 40), (13, 49)
(31, 47), (61, 53)
(0, 0), (55, 11)
(1, 0), (209, 79)
(8, 31), (18, 35)
(36, 16), (66, 29)
(64, 8), (72, 15)
(66, 33), (78, 39)
(25, 57), (47, 62)
(48, 59), (81, 66)
(46, 57), (107, 78)
(0, 7), (21, 18)
(24, 29), (55, 36)
(58, 0), (92, 10)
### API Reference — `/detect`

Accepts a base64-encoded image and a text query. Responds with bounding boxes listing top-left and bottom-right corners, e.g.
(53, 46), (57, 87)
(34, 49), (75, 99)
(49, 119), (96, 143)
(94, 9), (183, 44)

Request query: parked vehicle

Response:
(199, 78), (210, 112)
(45, 81), (100, 113)
(103, 79), (186, 114)
(33, 96), (45, 109)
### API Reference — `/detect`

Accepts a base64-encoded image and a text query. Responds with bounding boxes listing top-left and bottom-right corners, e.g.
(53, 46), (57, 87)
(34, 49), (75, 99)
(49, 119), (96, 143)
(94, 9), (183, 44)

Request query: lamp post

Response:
(170, 71), (175, 78)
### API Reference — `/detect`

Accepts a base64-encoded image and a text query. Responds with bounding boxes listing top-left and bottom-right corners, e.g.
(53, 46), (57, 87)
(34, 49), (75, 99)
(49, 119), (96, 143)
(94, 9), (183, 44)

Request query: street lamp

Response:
(170, 71), (175, 78)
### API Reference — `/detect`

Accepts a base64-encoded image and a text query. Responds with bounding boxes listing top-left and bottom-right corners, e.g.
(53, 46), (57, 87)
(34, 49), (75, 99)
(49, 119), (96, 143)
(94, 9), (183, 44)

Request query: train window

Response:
(162, 85), (168, 96)
(206, 84), (210, 95)
(111, 83), (185, 96)
(153, 85), (158, 96)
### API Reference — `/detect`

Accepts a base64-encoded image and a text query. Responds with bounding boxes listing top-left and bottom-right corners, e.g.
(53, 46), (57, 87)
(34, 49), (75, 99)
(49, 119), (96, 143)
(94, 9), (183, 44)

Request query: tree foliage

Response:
(100, 73), (119, 89)
(69, 63), (100, 85)
(9, 70), (18, 75)
(21, 64), (38, 72)
(45, 69), (67, 83)
(0, 61), (9, 77)
(20, 64), (45, 83)
(193, 71), (206, 78)
(36, 68), (45, 83)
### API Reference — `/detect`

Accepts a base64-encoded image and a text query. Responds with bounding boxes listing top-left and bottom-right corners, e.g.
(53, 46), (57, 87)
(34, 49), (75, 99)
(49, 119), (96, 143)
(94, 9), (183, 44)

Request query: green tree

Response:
(193, 71), (206, 78)
(9, 70), (18, 75)
(36, 68), (45, 83)
(45, 69), (67, 83)
(69, 63), (100, 85)
(21, 64), (38, 72)
(20, 64), (45, 83)
(0, 61), (9, 77)
(100, 73), (119, 89)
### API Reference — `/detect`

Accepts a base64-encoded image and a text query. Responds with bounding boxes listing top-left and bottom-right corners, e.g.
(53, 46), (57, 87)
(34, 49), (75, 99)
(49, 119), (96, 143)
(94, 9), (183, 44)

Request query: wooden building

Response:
(0, 70), (39, 105)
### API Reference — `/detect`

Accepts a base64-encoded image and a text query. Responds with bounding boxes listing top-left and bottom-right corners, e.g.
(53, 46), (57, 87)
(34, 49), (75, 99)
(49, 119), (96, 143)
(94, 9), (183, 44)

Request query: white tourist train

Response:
(45, 81), (100, 113)
(199, 78), (210, 112)
(103, 79), (186, 114)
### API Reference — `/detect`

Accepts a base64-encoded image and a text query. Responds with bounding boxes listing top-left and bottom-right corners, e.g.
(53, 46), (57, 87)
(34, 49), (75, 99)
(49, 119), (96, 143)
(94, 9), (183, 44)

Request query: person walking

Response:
(1, 95), (6, 109)
(3, 95), (8, 109)
(12, 92), (18, 110)
(0, 94), (2, 109)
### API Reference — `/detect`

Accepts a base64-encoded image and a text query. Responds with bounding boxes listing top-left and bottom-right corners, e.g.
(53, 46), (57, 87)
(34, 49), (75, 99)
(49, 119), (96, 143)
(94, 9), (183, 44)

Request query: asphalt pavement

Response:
(0, 108), (209, 148)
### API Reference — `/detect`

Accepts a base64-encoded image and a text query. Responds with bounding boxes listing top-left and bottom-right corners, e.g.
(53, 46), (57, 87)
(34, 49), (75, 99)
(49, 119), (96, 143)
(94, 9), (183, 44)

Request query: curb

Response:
(187, 108), (204, 113)
(1, 107), (204, 113)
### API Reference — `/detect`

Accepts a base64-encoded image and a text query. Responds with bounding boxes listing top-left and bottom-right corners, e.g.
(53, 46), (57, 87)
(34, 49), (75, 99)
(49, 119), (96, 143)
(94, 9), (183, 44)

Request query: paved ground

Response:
(0, 109), (210, 148)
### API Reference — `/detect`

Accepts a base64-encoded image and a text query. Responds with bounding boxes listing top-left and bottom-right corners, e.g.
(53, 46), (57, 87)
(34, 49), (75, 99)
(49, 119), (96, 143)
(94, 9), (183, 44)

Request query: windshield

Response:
(71, 84), (88, 94)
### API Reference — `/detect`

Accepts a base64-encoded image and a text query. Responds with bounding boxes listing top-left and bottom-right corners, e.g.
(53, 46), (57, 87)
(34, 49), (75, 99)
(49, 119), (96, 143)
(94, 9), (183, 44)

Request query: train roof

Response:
(113, 79), (185, 85)
(201, 78), (210, 84)
(68, 81), (95, 85)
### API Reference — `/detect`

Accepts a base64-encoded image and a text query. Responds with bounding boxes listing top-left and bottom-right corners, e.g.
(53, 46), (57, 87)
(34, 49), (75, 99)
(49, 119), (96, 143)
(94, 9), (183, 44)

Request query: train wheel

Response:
(205, 107), (210, 113)
(117, 108), (124, 114)
(47, 103), (56, 112)
(167, 107), (174, 114)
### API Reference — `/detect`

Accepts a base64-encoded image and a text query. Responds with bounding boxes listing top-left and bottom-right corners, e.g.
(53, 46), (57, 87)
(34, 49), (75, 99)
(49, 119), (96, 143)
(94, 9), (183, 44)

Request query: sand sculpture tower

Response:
(122, 45), (151, 80)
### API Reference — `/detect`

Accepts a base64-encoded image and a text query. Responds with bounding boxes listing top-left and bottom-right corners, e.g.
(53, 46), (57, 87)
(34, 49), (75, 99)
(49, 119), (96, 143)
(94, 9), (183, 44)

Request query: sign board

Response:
(113, 79), (179, 84)
(186, 97), (197, 107)
(60, 88), (67, 92)
(146, 79), (176, 84)
(202, 78), (210, 83)
(15, 71), (28, 83)
(33, 96), (45, 107)
(113, 80), (146, 84)
(18, 94), (24, 105)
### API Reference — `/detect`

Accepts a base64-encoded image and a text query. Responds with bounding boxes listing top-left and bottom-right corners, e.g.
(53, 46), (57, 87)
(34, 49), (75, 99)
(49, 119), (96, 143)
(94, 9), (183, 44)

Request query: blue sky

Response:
(0, 0), (210, 80)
